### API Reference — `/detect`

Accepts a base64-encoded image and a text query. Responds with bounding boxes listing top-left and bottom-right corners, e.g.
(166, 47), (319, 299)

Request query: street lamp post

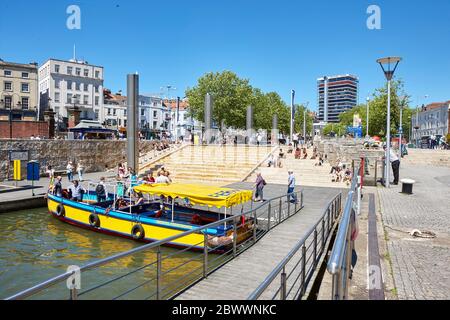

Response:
(290, 90), (295, 143)
(366, 97), (370, 138)
(377, 57), (402, 188)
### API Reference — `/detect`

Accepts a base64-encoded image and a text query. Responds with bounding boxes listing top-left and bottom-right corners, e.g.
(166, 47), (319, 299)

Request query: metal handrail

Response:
(326, 166), (361, 300)
(6, 189), (304, 300)
(247, 192), (342, 300)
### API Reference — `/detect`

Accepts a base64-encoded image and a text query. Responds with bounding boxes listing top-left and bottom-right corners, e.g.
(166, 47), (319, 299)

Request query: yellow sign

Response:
(13, 160), (21, 180)
(194, 135), (199, 145)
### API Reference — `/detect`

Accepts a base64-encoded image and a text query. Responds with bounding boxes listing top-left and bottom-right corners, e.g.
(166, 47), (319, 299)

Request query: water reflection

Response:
(0, 207), (201, 299)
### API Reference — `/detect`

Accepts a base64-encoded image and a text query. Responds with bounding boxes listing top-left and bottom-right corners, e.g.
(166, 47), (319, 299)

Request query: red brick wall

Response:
(0, 121), (49, 139)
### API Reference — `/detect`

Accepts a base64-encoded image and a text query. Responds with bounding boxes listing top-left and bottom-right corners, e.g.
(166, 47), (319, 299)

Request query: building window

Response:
(124, 120), (127, 127)
(124, 110), (127, 116)
(4, 81), (12, 91)
(83, 83), (88, 91)
(141, 109), (145, 116)
(84, 69), (89, 77)
(22, 72), (29, 78)
(113, 109), (117, 116)
(153, 121), (158, 129)
(67, 80), (73, 90)
(54, 92), (60, 103)
(108, 108), (111, 115)
(95, 70), (100, 78)
(94, 85), (99, 93)
(4, 96), (12, 108)
(75, 82), (80, 91)
(21, 83), (29, 92)
(83, 95), (89, 105)
(67, 93), (73, 103)
(21, 97), (29, 109)
(75, 68), (81, 76)
(153, 110), (158, 118)
(67, 66), (73, 75)
(95, 96), (99, 106)
(55, 79), (60, 89)
(118, 119), (121, 126)
(55, 65), (60, 73)
(4, 70), (12, 77)
(95, 110), (99, 120)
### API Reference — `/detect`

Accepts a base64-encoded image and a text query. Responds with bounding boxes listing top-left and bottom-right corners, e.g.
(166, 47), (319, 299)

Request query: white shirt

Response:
(388, 149), (399, 162)
(155, 175), (170, 184)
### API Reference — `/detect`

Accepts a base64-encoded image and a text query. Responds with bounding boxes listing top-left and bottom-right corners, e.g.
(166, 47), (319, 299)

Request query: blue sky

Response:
(1, 0), (449, 110)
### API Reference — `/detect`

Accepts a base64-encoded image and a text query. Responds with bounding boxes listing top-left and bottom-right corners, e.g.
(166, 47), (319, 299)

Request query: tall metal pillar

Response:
(272, 114), (278, 146)
(175, 96), (180, 141)
(290, 90), (295, 142)
(324, 77), (329, 123)
(246, 105), (253, 144)
(204, 93), (213, 144)
(127, 74), (139, 173)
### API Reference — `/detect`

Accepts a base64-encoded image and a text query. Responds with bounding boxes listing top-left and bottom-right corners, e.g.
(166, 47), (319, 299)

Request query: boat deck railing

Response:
(6, 189), (304, 300)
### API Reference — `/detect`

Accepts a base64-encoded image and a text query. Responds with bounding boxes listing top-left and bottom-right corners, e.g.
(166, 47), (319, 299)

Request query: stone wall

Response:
(0, 139), (158, 181)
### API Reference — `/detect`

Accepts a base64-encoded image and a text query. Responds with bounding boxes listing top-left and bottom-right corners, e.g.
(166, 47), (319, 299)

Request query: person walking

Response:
(76, 161), (84, 181)
(253, 172), (266, 202)
(46, 165), (55, 188)
(293, 133), (299, 148)
(287, 169), (298, 203)
(66, 161), (74, 182)
(383, 144), (400, 185)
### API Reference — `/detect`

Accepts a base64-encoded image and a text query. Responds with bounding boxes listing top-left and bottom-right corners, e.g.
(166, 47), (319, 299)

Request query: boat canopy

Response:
(133, 183), (253, 208)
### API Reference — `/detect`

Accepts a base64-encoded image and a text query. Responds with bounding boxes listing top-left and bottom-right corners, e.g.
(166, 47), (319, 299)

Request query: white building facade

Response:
(38, 58), (104, 128)
(139, 95), (171, 132)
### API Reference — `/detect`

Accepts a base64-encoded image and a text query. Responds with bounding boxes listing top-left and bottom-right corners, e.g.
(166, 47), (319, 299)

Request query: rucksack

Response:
(96, 184), (105, 196)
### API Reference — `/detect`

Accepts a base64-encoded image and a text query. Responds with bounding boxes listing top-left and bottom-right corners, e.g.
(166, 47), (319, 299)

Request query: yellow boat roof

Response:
(133, 183), (253, 208)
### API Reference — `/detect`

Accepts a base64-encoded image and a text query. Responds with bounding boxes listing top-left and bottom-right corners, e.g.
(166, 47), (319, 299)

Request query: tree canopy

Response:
(185, 71), (311, 134)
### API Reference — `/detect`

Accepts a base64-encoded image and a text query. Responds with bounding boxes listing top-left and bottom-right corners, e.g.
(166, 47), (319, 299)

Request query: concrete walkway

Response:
(378, 163), (450, 299)
(176, 183), (344, 300)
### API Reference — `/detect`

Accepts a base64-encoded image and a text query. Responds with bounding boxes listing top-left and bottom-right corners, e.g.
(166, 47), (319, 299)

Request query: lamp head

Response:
(377, 57), (402, 81)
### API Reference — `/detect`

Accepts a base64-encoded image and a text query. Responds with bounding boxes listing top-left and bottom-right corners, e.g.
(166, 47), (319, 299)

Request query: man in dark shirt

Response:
(53, 176), (63, 197)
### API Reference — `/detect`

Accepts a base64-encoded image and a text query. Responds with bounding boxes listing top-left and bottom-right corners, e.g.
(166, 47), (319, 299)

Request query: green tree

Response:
(185, 71), (254, 128)
(293, 104), (314, 136)
(252, 89), (290, 133)
(336, 79), (413, 139)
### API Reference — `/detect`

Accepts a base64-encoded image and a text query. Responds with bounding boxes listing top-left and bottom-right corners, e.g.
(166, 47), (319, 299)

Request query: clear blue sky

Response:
(1, 0), (449, 110)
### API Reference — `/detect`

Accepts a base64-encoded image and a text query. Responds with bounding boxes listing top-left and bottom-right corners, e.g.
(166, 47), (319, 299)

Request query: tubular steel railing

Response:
(6, 190), (304, 300)
(327, 167), (361, 300)
(247, 192), (342, 300)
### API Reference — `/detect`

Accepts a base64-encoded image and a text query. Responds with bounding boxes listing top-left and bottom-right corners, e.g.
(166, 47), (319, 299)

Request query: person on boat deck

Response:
(155, 171), (171, 184)
(46, 165), (55, 187)
(52, 176), (63, 197)
(96, 177), (108, 202)
(116, 178), (125, 198)
(143, 172), (155, 184)
(129, 169), (138, 187)
(69, 180), (86, 202)
(134, 191), (145, 205)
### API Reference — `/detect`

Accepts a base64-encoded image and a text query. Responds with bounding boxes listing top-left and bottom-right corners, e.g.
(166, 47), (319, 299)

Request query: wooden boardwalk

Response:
(176, 184), (345, 300)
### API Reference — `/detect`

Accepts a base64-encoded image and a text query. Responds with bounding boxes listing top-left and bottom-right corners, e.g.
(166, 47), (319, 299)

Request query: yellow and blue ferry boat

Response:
(47, 183), (253, 250)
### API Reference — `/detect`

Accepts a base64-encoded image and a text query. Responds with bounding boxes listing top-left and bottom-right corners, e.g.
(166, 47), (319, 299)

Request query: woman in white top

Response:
(76, 161), (84, 181)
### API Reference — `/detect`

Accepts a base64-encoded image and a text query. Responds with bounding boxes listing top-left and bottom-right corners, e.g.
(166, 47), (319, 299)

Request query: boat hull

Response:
(47, 195), (206, 250)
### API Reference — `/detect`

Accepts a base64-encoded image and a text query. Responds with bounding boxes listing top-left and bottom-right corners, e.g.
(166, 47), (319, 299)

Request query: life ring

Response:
(131, 224), (145, 240)
(89, 213), (100, 228)
(55, 204), (65, 217)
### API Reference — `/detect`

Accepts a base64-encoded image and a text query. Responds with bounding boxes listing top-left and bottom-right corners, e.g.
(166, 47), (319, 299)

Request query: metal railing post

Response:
(287, 199), (291, 218)
(278, 198), (282, 224)
(321, 220), (325, 250)
(327, 208), (330, 234)
(357, 176), (361, 216)
(233, 218), (237, 257)
(267, 202), (271, 231)
(294, 192), (298, 213)
(203, 233), (208, 278)
(156, 247), (162, 300)
(300, 245), (306, 297)
(313, 229), (317, 265)
(280, 267), (287, 300)
(253, 210), (257, 242)
(70, 284), (77, 300)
